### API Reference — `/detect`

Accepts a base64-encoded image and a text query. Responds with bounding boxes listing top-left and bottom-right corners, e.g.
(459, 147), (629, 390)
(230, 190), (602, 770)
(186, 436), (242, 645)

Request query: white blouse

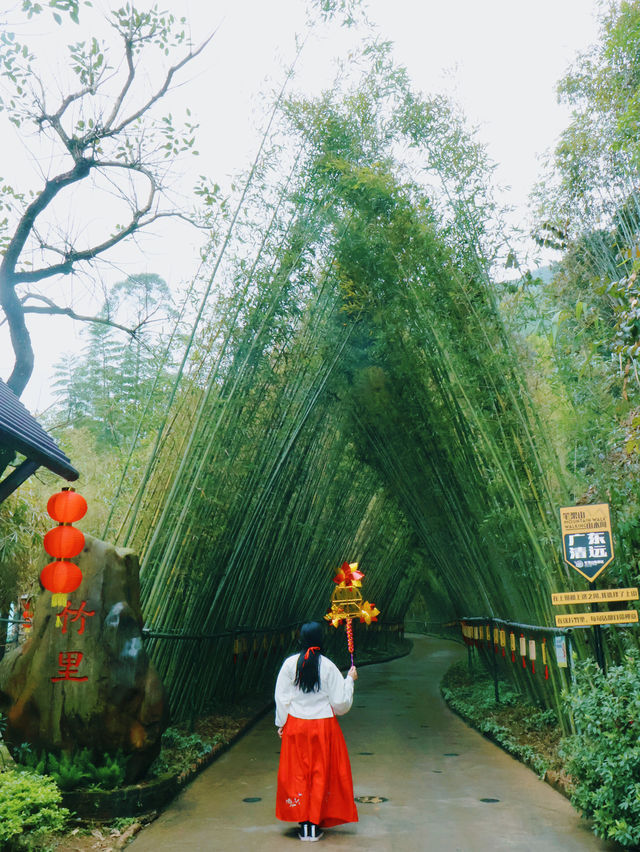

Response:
(275, 653), (354, 727)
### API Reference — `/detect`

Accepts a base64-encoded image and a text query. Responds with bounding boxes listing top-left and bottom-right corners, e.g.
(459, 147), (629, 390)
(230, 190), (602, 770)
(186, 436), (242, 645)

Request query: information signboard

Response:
(559, 503), (614, 582)
(555, 610), (639, 628)
(551, 588), (638, 605)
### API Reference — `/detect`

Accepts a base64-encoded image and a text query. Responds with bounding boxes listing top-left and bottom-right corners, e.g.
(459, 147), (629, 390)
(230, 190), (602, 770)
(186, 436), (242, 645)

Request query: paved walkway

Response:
(129, 637), (615, 851)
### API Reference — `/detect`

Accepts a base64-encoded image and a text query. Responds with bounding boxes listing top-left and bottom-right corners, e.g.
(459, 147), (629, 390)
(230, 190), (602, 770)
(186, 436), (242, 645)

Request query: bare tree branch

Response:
(103, 34), (136, 131)
(12, 206), (156, 283)
(13, 161), (157, 284)
(21, 293), (145, 338)
(104, 32), (215, 138)
(0, 9), (214, 397)
(0, 158), (93, 276)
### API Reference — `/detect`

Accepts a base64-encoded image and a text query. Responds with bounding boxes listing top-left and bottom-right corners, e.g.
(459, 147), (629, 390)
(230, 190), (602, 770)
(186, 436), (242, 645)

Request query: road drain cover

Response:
(431, 770), (443, 774)
(243, 797), (262, 803)
(355, 796), (388, 804)
(358, 751), (374, 755)
(480, 798), (500, 803)
(443, 753), (459, 756)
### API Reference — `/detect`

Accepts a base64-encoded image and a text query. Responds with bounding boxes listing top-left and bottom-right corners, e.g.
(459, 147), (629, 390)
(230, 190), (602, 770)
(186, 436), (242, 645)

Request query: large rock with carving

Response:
(0, 535), (167, 781)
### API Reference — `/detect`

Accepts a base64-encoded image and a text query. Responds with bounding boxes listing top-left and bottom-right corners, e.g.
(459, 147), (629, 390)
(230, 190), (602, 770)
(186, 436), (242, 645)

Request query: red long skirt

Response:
(276, 715), (358, 828)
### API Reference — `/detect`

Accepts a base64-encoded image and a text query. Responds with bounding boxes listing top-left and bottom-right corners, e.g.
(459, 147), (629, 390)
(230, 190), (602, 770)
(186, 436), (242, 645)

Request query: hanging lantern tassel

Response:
(500, 629), (506, 658)
(493, 626), (499, 655)
(510, 632), (516, 663)
(520, 633), (527, 669)
(529, 638), (536, 674)
(542, 638), (549, 680)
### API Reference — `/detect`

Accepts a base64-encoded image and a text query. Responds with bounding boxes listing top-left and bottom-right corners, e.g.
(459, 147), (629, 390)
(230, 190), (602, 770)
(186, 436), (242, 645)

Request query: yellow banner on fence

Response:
(555, 610), (639, 627)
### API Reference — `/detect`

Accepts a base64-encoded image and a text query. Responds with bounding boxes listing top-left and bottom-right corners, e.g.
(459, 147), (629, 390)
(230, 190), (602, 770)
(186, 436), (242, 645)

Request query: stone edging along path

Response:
(62, 641), (413, 821)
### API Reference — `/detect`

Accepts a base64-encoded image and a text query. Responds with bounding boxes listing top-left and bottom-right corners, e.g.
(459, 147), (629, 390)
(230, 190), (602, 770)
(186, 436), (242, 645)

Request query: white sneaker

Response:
(308, 824), (324, 842)
(298, 822), (324, 842)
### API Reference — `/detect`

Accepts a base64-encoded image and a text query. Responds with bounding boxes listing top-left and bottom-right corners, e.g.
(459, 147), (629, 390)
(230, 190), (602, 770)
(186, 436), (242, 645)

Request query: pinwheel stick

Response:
(346, 618), (355, 666)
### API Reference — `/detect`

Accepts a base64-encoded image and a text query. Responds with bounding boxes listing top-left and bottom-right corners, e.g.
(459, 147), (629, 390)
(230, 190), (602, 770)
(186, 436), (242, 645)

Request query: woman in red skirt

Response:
(275, 621), (358, 842)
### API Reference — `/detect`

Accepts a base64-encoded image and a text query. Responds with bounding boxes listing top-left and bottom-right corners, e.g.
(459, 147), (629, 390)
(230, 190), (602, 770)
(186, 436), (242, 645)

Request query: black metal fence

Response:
(458, 616), (575, 707)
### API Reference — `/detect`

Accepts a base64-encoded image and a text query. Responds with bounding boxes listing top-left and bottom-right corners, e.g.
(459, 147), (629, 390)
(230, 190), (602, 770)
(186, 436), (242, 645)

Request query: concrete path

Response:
(129, 636), (615, 852)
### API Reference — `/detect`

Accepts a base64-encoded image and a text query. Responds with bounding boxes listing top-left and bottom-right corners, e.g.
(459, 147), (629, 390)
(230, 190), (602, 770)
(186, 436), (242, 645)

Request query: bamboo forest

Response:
(4, 1), (640, 849)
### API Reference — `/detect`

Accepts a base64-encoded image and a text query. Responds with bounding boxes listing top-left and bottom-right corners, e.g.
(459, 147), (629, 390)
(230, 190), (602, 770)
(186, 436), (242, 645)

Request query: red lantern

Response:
(42, 489), (87, 608)
(47, 489), (87, 524)
(40, 561), (83, 596)
(43, 525), (85, 560)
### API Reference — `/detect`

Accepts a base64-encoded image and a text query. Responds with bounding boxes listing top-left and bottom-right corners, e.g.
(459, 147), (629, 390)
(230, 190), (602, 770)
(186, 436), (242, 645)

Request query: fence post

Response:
(232, 628), (237, 703)
(489, 618), (500, 704)
(566, 631), (575, 685)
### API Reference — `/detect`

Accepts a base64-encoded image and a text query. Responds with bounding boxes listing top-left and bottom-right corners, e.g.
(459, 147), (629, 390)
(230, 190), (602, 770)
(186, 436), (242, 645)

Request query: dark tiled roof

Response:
(0, 380), (78, 480)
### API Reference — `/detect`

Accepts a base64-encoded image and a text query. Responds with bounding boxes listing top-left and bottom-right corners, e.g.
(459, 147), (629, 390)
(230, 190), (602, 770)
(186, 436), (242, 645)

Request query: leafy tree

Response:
(0, 484), (49, 661)
(524, 0), (640, 646)
(534, 0), (640, 237)
(50, 273), (177, 449)
(0, 3), (210, 399)
(0, 489), (47, 613)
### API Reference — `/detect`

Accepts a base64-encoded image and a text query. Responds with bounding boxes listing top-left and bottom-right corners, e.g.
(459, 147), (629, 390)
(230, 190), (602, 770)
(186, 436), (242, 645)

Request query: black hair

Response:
(294, 622), (324, 693)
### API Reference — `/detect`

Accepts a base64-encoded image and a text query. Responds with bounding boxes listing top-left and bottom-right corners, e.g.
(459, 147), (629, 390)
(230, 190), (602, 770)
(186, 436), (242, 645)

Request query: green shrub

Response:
(17, 747), (129, 791)
(91, 753), (127, 790)
(522, 707), (558, 732)
(0, 768), (68, 848)
(562, 652), (640, 847)
(148, 726), (217, 778)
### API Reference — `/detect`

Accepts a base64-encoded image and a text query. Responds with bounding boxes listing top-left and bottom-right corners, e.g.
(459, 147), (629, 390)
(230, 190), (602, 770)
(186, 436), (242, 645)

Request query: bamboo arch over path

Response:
(111, 53), (578, 722)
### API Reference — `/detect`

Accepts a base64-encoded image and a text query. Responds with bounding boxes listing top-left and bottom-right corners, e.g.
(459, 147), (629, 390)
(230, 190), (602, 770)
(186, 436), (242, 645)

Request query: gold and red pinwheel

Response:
(359, 600), (380, 625)
(333, 561), (364, 588)
(324, 561), (381, 665)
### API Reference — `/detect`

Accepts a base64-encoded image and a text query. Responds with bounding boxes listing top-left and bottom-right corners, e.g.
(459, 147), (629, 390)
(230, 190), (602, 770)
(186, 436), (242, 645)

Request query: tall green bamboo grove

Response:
(511, 1), (640, 671)
(281, 84), (575, 711)
(122, 48), (571, 718)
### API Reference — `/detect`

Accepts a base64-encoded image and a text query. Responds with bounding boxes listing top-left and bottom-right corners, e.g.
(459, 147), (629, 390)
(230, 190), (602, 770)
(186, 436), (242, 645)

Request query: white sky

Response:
(1, 0), (601, 412)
